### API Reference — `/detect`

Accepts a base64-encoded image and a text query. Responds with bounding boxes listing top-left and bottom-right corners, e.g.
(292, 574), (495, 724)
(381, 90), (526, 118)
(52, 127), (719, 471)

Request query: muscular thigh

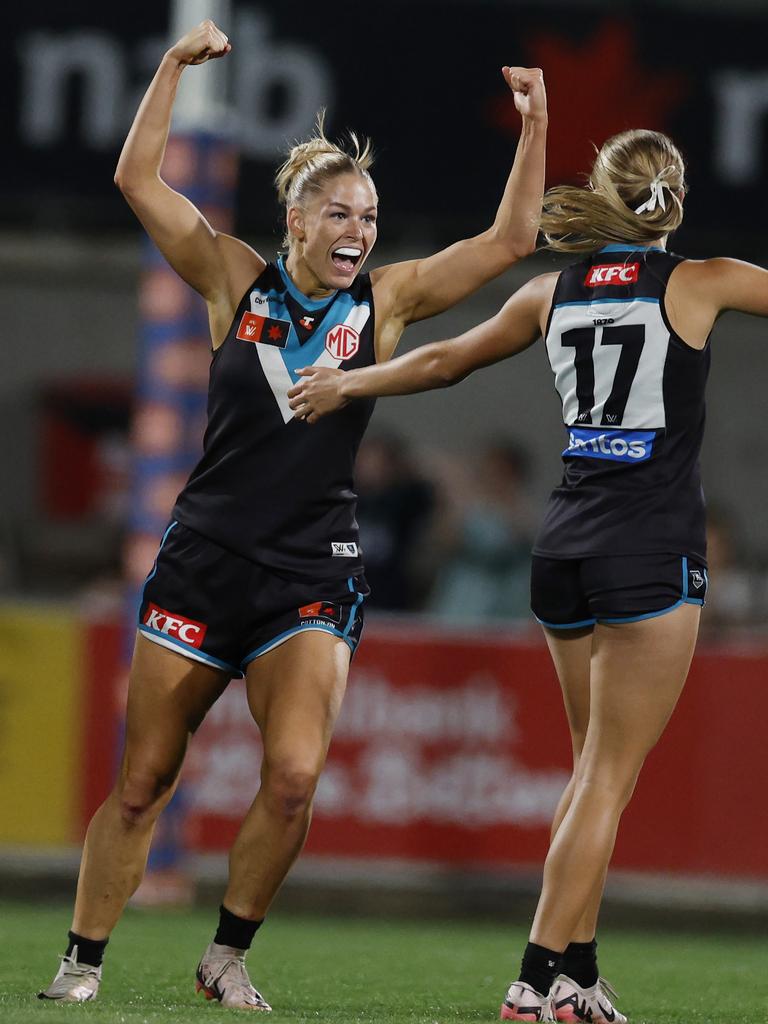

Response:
(245, 631), (351, 772)
(543, 626), (593, 761)
(583, 602), (701, 775)
(123, 634), (230, 779)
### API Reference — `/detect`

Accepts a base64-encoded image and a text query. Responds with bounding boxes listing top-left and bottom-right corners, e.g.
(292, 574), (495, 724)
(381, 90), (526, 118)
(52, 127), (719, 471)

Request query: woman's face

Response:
(288, 172), (378, 289)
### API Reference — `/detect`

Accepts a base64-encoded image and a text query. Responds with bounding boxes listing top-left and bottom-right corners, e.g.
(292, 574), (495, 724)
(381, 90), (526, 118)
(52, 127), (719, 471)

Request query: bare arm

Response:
(287, 274), (556, 422)
(666, 257), (768, 347)
(370, 67), (547, 357)
(114, 20), (264, 343)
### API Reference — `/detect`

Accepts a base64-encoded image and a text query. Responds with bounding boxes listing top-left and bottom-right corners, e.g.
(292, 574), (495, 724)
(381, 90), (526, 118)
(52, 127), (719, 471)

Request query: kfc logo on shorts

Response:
(585, 263), (640, 287)
(299, 601), (342, 624)
(143, 603), (208, 648)
(325, 324), (360, 360)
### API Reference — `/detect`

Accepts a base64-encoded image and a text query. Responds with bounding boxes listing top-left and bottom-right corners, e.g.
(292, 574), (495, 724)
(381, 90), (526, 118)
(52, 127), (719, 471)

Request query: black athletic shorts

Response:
(137, 521), (368, 677)
(531, 553), (707, 629)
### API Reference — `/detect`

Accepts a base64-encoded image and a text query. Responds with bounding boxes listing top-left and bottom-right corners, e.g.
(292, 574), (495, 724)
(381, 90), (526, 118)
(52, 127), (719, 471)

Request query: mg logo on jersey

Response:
(143, 603), (208, 648)
(585, 263), (640, 286)
(325, 324), (360, 360)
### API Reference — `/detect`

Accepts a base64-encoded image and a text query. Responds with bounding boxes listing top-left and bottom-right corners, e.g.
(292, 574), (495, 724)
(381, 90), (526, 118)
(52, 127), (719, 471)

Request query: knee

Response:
(575, 766), (640, 813)
(261, 762), (320, 822)
(117, 765), (176, 827)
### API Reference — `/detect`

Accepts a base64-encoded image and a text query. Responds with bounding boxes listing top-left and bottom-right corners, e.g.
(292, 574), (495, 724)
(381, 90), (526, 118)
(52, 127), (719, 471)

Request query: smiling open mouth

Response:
(331, 247), (363, 273)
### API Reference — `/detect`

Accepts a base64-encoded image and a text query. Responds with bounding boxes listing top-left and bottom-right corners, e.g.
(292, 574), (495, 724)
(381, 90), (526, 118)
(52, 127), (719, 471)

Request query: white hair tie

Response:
(634, 165), (676, 215)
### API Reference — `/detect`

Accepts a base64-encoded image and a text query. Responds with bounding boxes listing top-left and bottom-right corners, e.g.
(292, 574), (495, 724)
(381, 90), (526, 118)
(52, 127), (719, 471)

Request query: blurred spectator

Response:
(425, 439), (533, 624)
(700, 504), (761, 640)
(355, 433), (435, 610)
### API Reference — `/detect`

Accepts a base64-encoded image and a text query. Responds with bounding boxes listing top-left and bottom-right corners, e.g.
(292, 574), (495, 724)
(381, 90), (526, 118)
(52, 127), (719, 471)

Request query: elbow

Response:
(497, 235), (538, 266)
(430, 351), (461, 388)
(487, 225), (539, 267)
(113, 167), (132, 196)
(508, 237), (538, 262)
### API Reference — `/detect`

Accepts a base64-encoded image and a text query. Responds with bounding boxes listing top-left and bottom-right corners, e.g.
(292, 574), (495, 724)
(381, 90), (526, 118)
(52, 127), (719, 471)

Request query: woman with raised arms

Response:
(38, 18), (547, 1013)
(289, 129), (768, 1023)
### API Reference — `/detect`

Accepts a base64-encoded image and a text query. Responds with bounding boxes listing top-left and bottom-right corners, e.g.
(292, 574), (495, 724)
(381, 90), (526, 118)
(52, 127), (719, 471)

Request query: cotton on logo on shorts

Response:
(143, 603), (208, 648)
(325, 324), (360, 360)
(585, 263), (640, 286)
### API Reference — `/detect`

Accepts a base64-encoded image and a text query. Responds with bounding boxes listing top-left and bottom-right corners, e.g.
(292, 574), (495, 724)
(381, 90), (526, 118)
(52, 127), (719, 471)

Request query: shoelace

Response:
(207, 955), (250, 988)
(206, 954), (265, 1004)
(598, 977), (620, 1004)
(59, 955), (100, 978)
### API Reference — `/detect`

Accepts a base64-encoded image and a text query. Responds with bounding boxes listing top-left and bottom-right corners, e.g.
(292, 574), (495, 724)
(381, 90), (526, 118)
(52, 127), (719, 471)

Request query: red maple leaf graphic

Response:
(489, 21), (687, 184)
(268, 324), (283, 341)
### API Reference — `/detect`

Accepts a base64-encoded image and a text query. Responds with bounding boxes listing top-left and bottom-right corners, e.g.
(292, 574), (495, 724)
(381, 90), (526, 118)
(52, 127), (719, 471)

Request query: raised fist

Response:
(167, 19), (231, 66)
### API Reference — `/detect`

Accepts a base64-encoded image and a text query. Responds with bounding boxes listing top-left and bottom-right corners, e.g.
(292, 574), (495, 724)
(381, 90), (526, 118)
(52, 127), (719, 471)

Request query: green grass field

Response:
(2, 903), (767, 1024)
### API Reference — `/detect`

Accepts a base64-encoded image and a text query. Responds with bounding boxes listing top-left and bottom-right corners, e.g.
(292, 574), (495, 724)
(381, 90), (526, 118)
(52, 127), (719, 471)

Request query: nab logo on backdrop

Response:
(585, 263), (640, 287)
(143, 603), (208, 648)
(325, 324), (360, 360)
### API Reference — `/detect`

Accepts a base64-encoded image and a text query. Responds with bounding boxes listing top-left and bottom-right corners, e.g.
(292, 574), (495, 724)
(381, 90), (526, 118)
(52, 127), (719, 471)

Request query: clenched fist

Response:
(167, 19), (231, 66)
(501, 66), (547, 123)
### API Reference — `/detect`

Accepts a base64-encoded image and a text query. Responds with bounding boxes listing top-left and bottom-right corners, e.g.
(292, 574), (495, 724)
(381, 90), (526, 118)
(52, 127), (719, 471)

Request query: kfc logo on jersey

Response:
(142, 603), (208, 648)
(325, 324), (360, 360)
(585, 263), (640, 286)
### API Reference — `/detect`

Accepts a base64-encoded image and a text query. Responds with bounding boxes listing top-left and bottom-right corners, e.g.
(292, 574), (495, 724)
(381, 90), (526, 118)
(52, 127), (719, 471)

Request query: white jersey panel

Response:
(546, 297), (670, 429)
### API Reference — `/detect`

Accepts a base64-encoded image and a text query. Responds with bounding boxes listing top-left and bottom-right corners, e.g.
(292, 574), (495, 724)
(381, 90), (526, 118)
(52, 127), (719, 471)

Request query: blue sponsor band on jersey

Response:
(564, 427), (657, 463)
(554, 297), (660, 309)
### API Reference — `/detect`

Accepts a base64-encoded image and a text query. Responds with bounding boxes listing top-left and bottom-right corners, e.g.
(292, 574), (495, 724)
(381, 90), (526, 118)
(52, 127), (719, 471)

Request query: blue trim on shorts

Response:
(240, 623), (355, 669)
(599, 557), (704, 623)
(536, 615), (597, 630)
(343, 577), (366, 637)
(137, 624), (238, 674)
(537, 556), (705, 628)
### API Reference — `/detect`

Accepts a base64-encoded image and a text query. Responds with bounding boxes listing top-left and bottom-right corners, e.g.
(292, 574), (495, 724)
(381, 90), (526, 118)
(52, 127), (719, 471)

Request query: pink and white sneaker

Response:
(552, 975), (627, 1023)
(500, 981), (556, 1021)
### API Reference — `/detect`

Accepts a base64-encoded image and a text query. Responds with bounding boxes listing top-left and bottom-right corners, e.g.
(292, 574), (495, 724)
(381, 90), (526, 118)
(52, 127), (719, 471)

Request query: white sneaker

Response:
(195, 941), (271, 1011)
(37, 946), (101, 1002)
(501, 980), (556, 1021)
(552, 975), (627, 1023)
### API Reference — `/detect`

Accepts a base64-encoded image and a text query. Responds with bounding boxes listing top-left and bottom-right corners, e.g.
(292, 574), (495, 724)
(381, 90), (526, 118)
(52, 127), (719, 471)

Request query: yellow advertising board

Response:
(0, 605), (80, 844)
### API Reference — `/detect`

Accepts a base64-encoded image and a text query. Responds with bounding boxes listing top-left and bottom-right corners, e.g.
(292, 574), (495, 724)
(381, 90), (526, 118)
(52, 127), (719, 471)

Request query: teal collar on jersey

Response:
(599, 243), (666, 253)
(277, 255), (339, 310)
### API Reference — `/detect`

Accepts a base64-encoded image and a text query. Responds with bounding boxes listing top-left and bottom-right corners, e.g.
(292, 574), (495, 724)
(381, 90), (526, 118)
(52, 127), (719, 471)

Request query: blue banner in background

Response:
(125, 130), (239, 896)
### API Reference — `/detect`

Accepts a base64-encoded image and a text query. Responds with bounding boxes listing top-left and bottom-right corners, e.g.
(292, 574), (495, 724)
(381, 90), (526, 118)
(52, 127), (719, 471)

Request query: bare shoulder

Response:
(511, 271), (560, 329)
(669, 255), (768, 318)
(216, 233), (267, 306)
(206, 234), (267, 349)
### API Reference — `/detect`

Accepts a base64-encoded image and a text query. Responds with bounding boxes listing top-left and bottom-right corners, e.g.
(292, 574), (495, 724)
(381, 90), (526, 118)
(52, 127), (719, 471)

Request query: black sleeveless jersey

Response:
(533, 245), (711, 562)
(173, 257), (377, 579)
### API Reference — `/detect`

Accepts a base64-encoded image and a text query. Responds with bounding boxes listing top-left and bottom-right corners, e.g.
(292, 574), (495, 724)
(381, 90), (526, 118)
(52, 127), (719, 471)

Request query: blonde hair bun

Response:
(275, 110), (375, 209)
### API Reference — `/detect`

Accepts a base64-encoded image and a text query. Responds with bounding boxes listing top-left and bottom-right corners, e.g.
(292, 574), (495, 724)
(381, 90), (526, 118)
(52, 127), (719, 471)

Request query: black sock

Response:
(65, 931), (108, 968)
(518, 942), (564, 997)
(213, 905), (263, 951)
(561, 938), (599, 988)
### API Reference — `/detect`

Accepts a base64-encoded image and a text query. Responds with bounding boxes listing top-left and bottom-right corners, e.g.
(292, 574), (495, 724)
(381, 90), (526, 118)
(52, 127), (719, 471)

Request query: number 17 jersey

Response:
(533, 246), (711, 563)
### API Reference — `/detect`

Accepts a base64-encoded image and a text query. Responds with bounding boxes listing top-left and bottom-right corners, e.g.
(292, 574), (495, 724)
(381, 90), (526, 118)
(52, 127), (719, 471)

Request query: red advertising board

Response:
(82, 620), (768, 880)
